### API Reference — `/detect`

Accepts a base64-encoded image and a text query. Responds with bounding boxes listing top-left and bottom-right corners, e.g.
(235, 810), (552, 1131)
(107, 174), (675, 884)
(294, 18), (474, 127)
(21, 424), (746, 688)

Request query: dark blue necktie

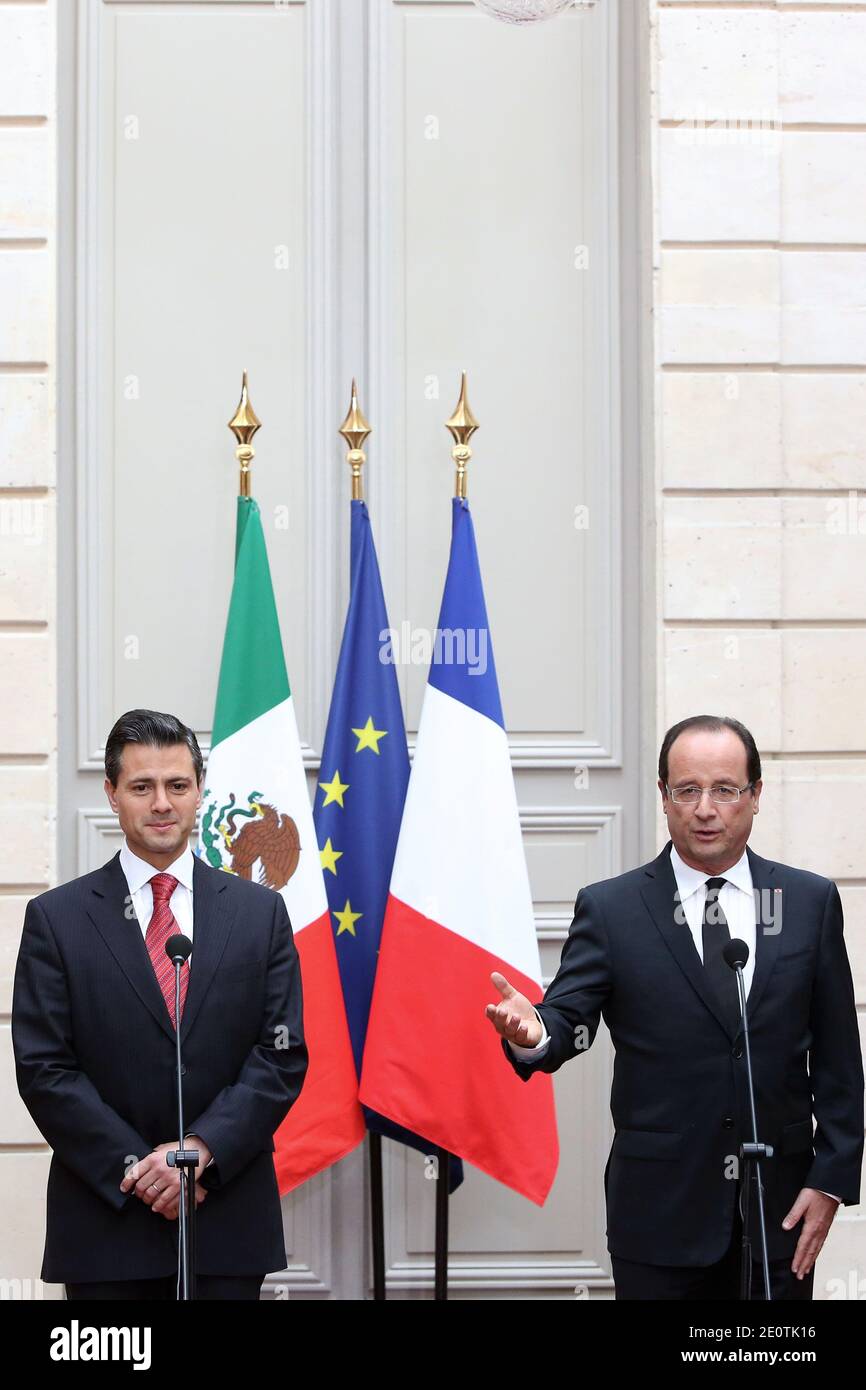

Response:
(702, 877), (740, 1034)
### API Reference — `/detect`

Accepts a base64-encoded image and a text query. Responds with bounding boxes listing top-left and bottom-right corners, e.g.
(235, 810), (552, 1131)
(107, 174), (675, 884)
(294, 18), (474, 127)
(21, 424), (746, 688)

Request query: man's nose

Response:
(694, 790), (718, 816)
(151, 786), (172, 810)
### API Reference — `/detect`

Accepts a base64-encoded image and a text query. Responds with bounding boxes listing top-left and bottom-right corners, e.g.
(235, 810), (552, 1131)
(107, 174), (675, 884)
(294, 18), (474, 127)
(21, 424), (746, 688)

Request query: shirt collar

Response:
(119, 836), (195, 894)
(669, 842), (753, 902)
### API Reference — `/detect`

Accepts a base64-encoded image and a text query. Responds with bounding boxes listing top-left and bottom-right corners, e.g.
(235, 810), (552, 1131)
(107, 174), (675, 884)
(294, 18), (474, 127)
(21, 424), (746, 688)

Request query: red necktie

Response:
(145, 872), (189, 1029)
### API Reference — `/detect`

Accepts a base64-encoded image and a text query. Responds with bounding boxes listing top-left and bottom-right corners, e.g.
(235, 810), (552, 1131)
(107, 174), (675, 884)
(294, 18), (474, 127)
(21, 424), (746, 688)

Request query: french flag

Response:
(359, 497), (558, 1205)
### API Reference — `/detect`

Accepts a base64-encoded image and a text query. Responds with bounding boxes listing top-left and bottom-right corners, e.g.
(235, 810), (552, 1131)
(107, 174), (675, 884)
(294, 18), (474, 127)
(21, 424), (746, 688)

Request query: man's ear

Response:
(658, 778), (669, 813)
(104, 776), (118, 812)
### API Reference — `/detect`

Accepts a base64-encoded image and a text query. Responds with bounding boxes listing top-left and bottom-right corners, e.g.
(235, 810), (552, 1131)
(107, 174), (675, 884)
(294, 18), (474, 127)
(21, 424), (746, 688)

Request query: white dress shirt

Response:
(119, 837), (195, 943)
(506, 844), (839, 1203)
(668, 843), (757, 994)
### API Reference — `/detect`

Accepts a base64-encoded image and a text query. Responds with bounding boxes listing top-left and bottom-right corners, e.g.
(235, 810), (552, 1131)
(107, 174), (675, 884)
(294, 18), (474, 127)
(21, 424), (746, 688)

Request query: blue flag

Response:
(315, 500), (463, 1190)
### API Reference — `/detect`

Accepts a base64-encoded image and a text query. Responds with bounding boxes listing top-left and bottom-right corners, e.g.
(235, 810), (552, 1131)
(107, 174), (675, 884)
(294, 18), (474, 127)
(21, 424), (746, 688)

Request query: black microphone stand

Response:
(729, 948), (773, 1301)
(165, 938), (198, 1301)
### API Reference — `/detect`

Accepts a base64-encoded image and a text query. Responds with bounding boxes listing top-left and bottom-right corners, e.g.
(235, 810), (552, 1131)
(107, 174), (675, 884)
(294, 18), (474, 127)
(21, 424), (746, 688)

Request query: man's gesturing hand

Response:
(485, 971), (543, 1047)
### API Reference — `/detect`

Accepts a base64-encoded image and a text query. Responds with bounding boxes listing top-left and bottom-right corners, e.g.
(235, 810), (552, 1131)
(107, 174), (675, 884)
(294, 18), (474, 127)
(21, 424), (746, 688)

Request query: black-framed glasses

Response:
(666, 782), (753, 805)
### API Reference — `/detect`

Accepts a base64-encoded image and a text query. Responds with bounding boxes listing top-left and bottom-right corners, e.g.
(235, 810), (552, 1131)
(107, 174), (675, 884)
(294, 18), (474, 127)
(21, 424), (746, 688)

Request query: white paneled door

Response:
(59, 0), (647, 1298)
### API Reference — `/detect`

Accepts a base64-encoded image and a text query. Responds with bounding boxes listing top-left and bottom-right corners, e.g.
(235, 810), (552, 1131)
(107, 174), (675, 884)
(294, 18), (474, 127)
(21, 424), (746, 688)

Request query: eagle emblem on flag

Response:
(200, 788), (300, 890)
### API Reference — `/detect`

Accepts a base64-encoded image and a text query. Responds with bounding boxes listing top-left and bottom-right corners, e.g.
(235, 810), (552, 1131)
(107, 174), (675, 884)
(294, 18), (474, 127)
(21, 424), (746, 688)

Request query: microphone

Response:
(723, 938), (749, 970)
(165, 934), (192, 965)
(163, 929), (196, 1297)
(720, 934), (772, 1297)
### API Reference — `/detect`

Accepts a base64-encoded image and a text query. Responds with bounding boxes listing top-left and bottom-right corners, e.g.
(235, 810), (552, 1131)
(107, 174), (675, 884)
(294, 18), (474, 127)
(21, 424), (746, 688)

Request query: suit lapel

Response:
(743, 845), (782, 1021)
(639, 841), (739, 1041)
(179, 855), (236, 1043)
(86, 850), (237, 1045)
(639, 841), (785, 1040)
(86, 851), (177, 1043)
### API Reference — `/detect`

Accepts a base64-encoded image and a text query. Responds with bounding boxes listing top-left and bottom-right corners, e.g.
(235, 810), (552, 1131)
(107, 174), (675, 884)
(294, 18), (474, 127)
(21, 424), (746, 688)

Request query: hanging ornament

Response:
(472, 0), (597, 25)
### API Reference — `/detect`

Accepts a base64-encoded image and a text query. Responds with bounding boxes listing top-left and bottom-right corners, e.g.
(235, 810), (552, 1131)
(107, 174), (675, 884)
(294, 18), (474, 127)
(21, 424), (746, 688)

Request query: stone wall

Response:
(652, 0), (866, 1293)
(0, 0), (59, 1295)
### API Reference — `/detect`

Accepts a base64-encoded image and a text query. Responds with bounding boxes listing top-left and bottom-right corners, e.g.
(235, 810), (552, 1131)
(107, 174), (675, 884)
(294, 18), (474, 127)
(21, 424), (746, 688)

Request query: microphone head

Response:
(165, 933), (192, 964)
(723, 938), (749, 970)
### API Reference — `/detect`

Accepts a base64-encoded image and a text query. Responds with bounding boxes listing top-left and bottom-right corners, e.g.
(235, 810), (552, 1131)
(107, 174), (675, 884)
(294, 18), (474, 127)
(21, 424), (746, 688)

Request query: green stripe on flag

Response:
(211, 496), (291, 750)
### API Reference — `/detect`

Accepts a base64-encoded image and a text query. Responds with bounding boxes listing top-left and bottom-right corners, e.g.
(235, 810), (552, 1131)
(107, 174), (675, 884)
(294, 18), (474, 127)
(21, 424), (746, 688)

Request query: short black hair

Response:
(658, 715), (761, 788)
(105, 709), (203, 787)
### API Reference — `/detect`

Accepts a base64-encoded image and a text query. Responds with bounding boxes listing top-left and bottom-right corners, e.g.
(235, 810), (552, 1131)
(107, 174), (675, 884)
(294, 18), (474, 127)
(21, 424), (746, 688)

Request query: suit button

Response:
(722, 1115), (734, 1129)
(181, 1064), (187, 1076)
(732, 1045), (743, 1059)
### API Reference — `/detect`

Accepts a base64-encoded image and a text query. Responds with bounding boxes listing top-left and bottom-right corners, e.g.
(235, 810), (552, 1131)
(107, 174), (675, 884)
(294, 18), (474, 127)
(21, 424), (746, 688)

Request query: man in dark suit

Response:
(12, 708), (307, 1300)
(487, 715), (864, 1300)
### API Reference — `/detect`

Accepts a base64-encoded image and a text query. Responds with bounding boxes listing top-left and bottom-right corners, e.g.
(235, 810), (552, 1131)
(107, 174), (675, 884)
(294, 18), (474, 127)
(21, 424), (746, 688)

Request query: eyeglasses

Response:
(666, 783), (753, 805)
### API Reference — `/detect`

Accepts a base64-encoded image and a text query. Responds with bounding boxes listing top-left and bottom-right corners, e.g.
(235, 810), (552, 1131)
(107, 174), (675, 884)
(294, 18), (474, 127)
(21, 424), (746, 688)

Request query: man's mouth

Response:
(694, 829), (722, 839)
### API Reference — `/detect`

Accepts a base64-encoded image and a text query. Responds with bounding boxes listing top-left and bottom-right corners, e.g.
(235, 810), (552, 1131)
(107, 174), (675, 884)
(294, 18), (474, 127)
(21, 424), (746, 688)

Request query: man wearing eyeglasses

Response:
(487, 714), (863, 1300)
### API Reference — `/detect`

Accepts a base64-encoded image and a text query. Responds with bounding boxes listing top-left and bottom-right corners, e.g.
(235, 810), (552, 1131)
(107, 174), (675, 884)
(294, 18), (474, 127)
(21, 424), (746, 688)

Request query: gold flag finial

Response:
(445, 371), (478, 498)
(339, 377), (372, 501)
(228, 371), (262, 496)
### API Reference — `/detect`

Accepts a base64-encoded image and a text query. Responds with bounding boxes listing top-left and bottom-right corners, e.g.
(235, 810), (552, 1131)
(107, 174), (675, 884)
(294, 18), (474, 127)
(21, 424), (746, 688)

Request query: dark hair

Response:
(105, 709), (203, 787)
(658, 715), (761, 788)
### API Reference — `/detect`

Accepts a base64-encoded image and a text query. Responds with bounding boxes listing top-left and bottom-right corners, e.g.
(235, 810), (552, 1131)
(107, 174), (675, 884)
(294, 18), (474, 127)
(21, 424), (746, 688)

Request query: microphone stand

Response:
(166, 947), (198, 1301)
(732, 962), (772, 1301)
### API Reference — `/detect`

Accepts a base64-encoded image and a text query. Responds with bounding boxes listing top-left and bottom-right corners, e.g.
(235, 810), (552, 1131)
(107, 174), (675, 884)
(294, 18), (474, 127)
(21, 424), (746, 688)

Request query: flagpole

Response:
(338, 380), (388, 1302)
(228, 369), (262, 495)
(434, 1147), (450, 1301)
(369, 1132), (386, 1301)
(445, 369), (479, 499)
(339, 376), (370, 501)
(429, 372), (481, 1302)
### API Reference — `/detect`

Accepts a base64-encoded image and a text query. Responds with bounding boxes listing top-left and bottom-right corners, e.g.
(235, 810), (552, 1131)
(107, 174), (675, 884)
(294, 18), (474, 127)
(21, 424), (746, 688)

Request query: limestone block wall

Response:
(0, 0), (59, 1297)
(652, 0), (866, 1296)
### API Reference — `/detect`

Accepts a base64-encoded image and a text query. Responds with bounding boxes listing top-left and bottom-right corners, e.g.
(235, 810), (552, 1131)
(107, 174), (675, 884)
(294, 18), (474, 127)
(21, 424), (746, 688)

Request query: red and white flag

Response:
(360, 498), (558, 1204)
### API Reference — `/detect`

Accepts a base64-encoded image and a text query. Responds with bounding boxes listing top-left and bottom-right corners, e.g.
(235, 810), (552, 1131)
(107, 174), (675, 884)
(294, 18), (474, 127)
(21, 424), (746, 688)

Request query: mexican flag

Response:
(199, 496), (364, 1191)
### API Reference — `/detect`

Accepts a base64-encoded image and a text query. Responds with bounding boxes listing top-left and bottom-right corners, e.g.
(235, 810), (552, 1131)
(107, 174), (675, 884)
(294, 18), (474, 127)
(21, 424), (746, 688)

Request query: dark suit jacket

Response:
(12, 850), (307, 1283)
(504, 841), (864, 1267)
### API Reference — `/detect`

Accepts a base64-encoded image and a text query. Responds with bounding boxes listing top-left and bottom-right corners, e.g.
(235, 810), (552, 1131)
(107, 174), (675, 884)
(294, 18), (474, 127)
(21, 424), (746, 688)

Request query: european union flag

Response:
(315, 500), (462, 1190)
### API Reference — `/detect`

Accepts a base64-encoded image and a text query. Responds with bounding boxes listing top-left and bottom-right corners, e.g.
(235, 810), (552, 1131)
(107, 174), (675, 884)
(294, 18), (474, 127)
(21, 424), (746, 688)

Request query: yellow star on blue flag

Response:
(352, 717), (388, 754)
(334, 899), (362, 937)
